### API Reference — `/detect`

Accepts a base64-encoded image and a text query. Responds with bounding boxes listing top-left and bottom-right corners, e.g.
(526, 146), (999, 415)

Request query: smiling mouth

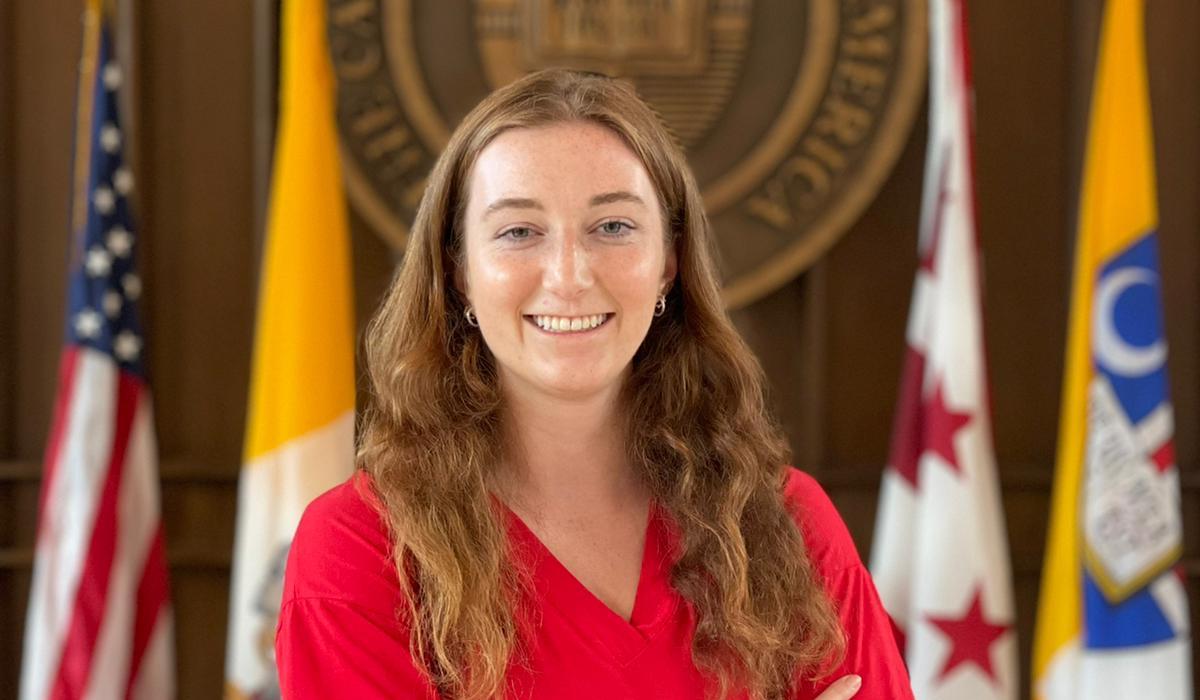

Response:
(524, 313), (613, 334)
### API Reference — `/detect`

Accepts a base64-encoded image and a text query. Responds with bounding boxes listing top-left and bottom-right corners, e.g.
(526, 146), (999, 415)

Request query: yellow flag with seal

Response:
(224, 0), (355, 695)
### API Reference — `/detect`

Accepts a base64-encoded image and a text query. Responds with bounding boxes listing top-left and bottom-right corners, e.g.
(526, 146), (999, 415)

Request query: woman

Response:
(276, 69), (912, 700)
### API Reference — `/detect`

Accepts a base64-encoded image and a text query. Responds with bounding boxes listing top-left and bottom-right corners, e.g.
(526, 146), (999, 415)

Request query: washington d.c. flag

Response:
(869, 0), (1017, 698)
(224, 0), (356, 696)
(1032, 0), (1192, 697)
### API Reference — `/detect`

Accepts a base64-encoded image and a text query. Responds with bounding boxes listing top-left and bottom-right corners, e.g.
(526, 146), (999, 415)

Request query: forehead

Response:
(466, 122), (658, 213)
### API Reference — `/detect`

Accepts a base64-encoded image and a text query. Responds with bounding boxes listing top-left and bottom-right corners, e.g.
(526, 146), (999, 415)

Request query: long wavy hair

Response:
(358, 68), (844, 700)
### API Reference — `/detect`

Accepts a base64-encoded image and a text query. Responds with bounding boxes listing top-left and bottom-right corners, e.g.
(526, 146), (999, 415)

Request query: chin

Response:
(539, 378), (616, 400)
(533, 366), (624, 400)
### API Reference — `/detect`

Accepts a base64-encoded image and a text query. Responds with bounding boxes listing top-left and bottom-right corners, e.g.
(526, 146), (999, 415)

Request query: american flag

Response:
(20, 4), (175, 699)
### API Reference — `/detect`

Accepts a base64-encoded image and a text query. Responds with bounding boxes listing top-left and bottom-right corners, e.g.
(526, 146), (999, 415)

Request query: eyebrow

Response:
(483, 197), (543, 217)
(588, 191), (646, 207)
(481, 191), (646, 217)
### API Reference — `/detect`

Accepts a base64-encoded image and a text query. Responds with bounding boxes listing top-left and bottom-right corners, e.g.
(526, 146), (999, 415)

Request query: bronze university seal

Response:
(330, 0), (926, 307)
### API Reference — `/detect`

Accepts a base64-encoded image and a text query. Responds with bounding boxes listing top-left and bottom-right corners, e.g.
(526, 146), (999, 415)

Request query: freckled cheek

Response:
(467, 253), (538, 322)
(602, 246), (666, 303)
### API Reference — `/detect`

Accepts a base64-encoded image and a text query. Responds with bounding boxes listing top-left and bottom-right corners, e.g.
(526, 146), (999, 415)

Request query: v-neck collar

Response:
(499, 498), (680, 665)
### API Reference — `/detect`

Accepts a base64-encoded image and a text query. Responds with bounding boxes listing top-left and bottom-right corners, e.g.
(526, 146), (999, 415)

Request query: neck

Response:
(495, 376), (645, 520)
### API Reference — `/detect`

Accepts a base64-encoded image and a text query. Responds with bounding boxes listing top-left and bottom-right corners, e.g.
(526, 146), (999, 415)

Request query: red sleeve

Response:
(276, 472), (438, 699)
(783, 468), (914, 700)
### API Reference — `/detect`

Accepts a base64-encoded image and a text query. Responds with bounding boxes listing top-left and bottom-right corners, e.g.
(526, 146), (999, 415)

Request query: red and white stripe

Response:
(21, 347), (174, 700)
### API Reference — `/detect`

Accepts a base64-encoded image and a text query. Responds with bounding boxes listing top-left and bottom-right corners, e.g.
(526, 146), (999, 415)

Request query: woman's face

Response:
(459, 121), (677, 403)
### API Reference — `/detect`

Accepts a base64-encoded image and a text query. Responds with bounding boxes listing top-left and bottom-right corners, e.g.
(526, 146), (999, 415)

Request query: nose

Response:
(543, 230), (593, 298)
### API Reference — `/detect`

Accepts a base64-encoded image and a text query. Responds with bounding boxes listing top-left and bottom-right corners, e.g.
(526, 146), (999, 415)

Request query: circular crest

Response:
(330, 0), (926, 307)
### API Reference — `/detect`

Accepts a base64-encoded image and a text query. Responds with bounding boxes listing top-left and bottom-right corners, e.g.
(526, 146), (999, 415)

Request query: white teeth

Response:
(532, 314), (608, 333)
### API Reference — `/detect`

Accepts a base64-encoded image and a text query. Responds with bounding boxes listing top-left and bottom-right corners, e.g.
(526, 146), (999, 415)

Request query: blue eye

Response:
(598, 220), (632, 236)
(500, 226), (533, 241)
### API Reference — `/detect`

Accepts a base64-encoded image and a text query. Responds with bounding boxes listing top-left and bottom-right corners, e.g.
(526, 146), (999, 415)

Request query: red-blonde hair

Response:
(358, 68), (844, 700)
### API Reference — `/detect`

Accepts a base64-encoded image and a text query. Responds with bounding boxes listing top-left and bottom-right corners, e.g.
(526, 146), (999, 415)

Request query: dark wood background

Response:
(1, 1), (1196, 698)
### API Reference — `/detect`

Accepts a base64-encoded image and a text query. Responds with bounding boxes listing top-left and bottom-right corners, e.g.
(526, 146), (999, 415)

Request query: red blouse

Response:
(276, 468), (913, 699)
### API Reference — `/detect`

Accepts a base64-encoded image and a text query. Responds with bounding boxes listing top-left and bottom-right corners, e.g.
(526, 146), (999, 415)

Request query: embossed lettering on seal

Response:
(330, 0), (926, 307)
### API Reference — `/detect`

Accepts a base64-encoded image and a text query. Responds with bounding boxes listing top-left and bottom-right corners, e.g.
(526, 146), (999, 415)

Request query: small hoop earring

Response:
(464, 306), (479, 327)
(653, 294), (666, 317)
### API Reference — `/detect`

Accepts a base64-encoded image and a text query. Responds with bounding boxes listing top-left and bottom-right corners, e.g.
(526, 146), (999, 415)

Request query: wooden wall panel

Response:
(971, 0), (1072, 467)
(0, 2), (15, 685)
(1146, 0), (1199, 468)
(138, 1), (256, 698)
(0, 0), (14, 459)
(4, 1), (84, 695)
(821, 111), (927, 474)
(141, 0), (256, 463)
(11, 3), (80, 462)
(2, 2), (1197, 699)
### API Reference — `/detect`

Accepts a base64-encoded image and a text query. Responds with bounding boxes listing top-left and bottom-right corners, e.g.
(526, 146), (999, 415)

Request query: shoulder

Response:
(283, 470), (399, 610)
(781, 468), (915, 699)
(780, 467), (864, 576)
(278, 473), (438, 697)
